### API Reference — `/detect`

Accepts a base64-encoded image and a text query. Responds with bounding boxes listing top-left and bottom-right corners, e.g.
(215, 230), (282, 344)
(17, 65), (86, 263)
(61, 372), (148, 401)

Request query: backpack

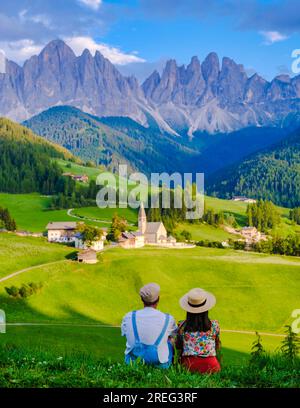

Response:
(128, 310), (170, 365)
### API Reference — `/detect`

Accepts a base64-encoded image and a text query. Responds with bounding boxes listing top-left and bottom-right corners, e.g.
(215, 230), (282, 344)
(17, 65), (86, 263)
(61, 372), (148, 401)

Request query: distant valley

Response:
(1, 39), (300, 206)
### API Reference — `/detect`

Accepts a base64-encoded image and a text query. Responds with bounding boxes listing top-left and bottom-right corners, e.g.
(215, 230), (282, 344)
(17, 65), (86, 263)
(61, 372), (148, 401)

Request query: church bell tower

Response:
(138, 202), (147, 234)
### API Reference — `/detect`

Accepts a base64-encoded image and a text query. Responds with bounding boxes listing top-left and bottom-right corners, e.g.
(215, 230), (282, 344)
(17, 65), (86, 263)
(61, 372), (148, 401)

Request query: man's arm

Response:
(167, 315), (178, 345)
(121, 313), (130, 337)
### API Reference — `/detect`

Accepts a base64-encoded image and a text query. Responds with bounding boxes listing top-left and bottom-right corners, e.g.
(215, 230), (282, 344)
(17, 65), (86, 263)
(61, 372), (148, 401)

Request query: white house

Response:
(119, 231), (145, 249)
(74, 231), (107, 252)
(46, 222), (77, 243)
(232, 196), (256, 203)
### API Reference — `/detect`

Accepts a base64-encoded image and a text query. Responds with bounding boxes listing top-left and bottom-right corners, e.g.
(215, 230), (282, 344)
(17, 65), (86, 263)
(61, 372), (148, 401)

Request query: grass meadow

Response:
(0, 235), (299, 366)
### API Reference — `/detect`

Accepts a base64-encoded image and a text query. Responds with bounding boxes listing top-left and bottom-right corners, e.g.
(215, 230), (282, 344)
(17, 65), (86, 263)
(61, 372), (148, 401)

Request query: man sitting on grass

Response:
(121, 283), (177, 368)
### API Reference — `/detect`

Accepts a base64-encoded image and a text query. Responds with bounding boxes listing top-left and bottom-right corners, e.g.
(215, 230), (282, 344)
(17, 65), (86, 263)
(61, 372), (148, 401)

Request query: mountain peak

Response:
(40, 39), (76, 61)
(164, 59), (178, 73)
(274, 74), (291, 83)
(201, 52), (220, 82)
(187, 56), (201, 72)
(81, 48), (93, 58)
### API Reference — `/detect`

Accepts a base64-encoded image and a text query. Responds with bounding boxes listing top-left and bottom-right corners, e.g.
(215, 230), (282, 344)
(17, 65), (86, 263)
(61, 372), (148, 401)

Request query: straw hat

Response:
(179, 288), (216, 313)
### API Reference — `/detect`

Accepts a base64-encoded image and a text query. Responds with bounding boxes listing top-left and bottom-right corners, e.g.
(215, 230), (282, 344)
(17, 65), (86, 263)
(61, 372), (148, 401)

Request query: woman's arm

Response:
(215, 335), (223, 364)
(215, 335), (221, 351)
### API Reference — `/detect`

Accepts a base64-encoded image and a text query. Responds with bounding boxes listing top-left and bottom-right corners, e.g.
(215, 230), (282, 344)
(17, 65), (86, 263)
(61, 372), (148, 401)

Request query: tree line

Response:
(247, 200), (280, 232)
(0, 119), (76, 195)
(290, 207), (300, 225)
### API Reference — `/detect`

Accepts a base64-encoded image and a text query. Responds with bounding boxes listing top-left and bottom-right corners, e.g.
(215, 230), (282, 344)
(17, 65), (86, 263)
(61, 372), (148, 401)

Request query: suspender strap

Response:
(154, 314), (170, 346)
(131, 311), (140, 343)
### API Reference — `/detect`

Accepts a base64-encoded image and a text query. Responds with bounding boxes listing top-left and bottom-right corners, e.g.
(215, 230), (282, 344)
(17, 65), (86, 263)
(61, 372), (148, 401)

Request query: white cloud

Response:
(64, 36), (146, 65)
(78, 0), (102, 10)
(260, 31), (288, 45)
(0, 39), (44, 63)
(18, 9), (52, 28)
(0, 36), (146, 66)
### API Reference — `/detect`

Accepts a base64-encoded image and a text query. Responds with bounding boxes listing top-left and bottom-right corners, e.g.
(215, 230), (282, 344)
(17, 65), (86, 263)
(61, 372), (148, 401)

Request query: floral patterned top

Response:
(178, 319), (220, 357)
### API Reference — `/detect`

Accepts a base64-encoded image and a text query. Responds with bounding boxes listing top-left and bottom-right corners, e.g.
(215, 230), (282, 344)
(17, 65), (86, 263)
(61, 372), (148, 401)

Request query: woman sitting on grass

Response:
(176, 288), (221, 374)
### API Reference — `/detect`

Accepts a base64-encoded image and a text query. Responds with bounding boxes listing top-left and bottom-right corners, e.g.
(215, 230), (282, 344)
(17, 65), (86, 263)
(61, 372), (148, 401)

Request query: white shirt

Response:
(121, 307), (177, 363)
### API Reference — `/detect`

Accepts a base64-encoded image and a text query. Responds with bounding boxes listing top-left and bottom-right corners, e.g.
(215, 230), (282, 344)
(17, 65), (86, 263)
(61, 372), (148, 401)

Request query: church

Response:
(118, 203), (176, 248)
(138, 202), (169, 244)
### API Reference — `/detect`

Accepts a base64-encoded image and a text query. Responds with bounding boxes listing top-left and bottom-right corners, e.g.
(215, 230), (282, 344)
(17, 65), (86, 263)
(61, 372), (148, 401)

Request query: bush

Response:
(196, 240), (224, 249)
(280, 325), (300, 361)
(179, 230), (192, 241)
(5, 282), (43, 299)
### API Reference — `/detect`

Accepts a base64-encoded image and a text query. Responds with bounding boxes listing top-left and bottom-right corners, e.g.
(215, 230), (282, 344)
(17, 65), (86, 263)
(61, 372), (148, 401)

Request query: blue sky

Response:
(0, 0), (300, 81)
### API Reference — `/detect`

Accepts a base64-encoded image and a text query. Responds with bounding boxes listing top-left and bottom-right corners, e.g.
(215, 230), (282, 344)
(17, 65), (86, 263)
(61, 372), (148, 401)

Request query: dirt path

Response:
(0, 260), (68, 283)
(67, 208), (112, 224)
(67, 208), (135, 226)
(4, 322), (285, 338)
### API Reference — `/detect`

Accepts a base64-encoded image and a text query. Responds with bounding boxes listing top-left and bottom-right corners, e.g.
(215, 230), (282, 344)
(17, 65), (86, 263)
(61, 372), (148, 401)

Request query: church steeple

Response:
(138, 202), (147, 234)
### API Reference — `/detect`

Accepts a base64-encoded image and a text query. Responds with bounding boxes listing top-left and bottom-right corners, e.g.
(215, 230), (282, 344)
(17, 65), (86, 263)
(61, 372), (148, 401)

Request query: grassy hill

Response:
(0, 117), (74, 160)
(1, 345), (298, 387)
(0, 234), (299, 366)
(0, 193), (138, 232)
(1, 190), (299, 239)
(0, 233), (70, 279)
(207, 127), (300, 207)
(0, 118), (78, 195)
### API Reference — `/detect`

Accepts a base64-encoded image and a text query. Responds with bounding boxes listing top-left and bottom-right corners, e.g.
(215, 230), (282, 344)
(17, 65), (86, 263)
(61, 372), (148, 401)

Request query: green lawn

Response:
(72, 206), (138, 226)
(175, 222), (233, 242)
(0, 326), (282, 367)
(0, 193), (75, 232)
(0, 193), (138, 232)
(0, 236), (299, 364)
(56, 159), (103, 181)
(204, 196), (248, 226)
(0, 234), (71, 279)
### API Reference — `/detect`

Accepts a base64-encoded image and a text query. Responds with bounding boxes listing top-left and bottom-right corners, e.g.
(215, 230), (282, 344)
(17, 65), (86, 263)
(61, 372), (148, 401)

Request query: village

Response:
(44, 198), (270, 264)
(46, 203), (194, 264)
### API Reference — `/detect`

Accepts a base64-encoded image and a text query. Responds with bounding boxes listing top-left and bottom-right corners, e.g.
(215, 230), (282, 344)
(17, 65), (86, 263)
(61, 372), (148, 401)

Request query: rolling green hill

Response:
(0, 235), (299, 365)
(207, 127), (300, 207)
(1, 190), (299, 239)
(0, 118), (76, 195)
(0, 193), (138, 232)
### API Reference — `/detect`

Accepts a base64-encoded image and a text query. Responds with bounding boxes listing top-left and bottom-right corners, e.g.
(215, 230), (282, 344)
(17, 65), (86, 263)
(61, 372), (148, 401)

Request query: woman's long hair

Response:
(184, 311), (211, 332)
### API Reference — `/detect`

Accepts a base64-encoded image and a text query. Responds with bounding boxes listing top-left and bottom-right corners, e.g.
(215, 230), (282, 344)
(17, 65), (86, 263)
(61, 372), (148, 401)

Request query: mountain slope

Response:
(206, 128), (300, 207)
(0, 39), (174, 134)
(0, 117), (76, 194)
(24, 106), (293, 176)
(193, 126), (289, 175)
(1, 40), (300, 135)
(142, 55), (300, 135)
(23, 106), (199, 174)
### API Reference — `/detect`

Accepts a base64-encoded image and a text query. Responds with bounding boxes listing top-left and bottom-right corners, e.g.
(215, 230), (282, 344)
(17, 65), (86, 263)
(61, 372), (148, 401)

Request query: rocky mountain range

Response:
(1, 39), (300, 135)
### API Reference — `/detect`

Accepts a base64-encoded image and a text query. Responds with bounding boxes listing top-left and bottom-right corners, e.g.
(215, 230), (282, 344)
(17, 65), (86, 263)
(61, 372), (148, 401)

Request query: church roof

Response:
(145, 222), (164, 234)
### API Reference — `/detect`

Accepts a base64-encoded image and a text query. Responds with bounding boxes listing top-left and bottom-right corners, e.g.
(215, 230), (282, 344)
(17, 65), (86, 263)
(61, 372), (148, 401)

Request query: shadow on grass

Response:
(65, 251), (79, 261)
(0, 293), (250, 366)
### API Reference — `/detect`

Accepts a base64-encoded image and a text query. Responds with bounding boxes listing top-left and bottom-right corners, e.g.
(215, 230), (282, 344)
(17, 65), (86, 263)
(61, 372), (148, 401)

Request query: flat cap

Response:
(139, 283), (160, 303)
